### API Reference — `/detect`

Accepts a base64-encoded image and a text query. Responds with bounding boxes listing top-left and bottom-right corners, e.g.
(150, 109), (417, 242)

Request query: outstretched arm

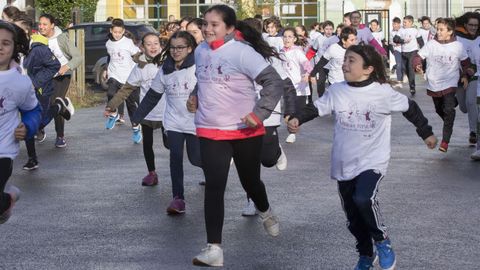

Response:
(131, 89), (163, 125)
(402, 99), (437, 148)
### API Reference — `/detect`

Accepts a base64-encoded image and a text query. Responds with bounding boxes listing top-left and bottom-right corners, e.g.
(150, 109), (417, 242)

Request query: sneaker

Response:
(375, 239), (396, 270)
(409, 88), (416, 96)
(23, 158), (39, 171)
(132, 125), (142, 144)
(166, 196), (186, 215)
(55, 97), (74, 120)
(35, 129), (46, 143)
(105, 112), (120, 130)
(55, 137), (67, 148)
(192, 244), (224, 267)
(276, 144), (287, 171)
(469, 132), (477, 145)
(141, 171), (158, 186)
(354, 253), (378, 270)
(439, 140), (448, 152)
(0, 185), (21, 224)
(241, 199), (257, 216)
(285, 133), (296, 143)
(117, 115), (125, 124)
(392, 81), (403, 89)
(471, 149), (480, 160)
(259, 207), (279, 236)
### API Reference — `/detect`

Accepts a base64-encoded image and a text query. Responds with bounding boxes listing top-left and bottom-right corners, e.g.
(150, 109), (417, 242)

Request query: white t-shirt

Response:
(323, 43), (346, 84)
(470, 37), (480, 77)
(0, 67), (38, 159)
(372, 30), (384, 45)
(319, 35), (340, 56)
(311, 33), (327, 63)
(127, 62), (165, 122)
(398, 27), (420, 52)
(106, 36), (140, 84)
(195, 40), (269, 131)
(151, 65), (197, 135)
(390, 29), (402, 52)
(313, 81), (409, 181)
(418, 39), (468, 91)
(418, 28), (433, 45)
(457, 36), (477, 64)
(282, 46), (311, 96)
(263, 35), (288, 80)
(356, 27), (375, 45)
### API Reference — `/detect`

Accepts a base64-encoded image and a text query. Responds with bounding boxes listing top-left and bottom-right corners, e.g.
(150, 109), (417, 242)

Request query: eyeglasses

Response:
(169, 46), (188, 52)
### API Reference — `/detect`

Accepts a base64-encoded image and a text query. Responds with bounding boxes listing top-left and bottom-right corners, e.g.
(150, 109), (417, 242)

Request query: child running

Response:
(187, 5), (283, 267)
(105, 33), (167, 186)
(288, 45), (437, 270)
(131, 31), (201, 214)
(281, 27), (313, 144)
(413, 17), (470, 152)
(0, 21), (42, 224)
(22, 33), (75, 170)
(105, 18), (141, 141)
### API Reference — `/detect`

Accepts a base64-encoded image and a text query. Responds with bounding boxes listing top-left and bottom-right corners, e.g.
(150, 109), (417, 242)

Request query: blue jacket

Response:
(23, 35), (61, 97)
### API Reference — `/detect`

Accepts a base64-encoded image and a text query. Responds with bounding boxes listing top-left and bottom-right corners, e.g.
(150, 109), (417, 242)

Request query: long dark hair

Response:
(0, 21), (29, 63)
(346, 45), (387, 84)
(204, 5), (280, 61)
(153, 31), (197, 66)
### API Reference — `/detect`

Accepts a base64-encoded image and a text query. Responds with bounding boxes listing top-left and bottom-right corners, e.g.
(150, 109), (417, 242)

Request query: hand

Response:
(461, 77), (468, 89)
(186, 96), (198, 113)
(309, 76), (317, 84)
(424, 135), (437, 149)
(415, 65), (423, 74)
(284, 115), (290, 124)
(102, 69), (108, 80)
(58, 65), (70, 76)
(241, 114), (258, 128)
(287, 118), (300, 133)
(14, 123), (27, 141)
(302, 74), (309, 83)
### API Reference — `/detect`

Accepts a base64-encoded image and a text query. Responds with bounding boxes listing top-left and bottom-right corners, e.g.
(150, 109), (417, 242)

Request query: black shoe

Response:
(23, 158), (39, 171)
(469, 132), (477, 145)
(55, 97), (75, 120)
(410, 88), (416, 96)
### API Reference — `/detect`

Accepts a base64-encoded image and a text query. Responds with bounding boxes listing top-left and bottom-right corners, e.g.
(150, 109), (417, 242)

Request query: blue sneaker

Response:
(132, 125), (142, 144)
(105, 113), (120, 130)
(375, 239), (396, 270)
(55, 137), (67, 148)
(354, 253), (378, 270)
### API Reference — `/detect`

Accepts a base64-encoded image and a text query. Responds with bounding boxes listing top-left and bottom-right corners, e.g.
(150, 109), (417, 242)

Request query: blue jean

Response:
(167, 130), (201, 199)
(393, 50), (403, 81)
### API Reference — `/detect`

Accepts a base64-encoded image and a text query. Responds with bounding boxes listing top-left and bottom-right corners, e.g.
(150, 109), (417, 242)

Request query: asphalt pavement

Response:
(1, 79), (479, 270)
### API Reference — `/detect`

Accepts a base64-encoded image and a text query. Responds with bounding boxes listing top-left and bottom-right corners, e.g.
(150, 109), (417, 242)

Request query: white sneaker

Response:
(192, 244), (224, 267)
(285, 133), (296, 143)
(259, 207), (279, 237)
(471, 149), (480, 160)
(241, 199), (257, 216)
(393, 81), (403, 89)
(276, 145), (287, 171)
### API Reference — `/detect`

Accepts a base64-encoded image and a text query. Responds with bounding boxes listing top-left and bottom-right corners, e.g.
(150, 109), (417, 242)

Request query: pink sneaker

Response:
(142, 171), (158, 186)
(167, 196), (185, 215)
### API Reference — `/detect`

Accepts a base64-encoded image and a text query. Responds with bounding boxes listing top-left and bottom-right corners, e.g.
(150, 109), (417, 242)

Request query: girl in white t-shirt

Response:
(413, 18), (470, 153)
(132, 31), (201, 215)
(105, 33), (167, 187)
(0, 21), (42, 224)
(105, 18), (141, 126)
(187, 5), (284, 267)
(288, 45), (437, 270)
(281, 27), (313, 143)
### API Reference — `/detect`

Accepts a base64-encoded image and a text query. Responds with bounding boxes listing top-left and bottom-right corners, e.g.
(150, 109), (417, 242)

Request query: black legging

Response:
(141, 123), (168, 172)
(200, 136), (270, 244)
(52, 75), (71, 138)
(0, 158), (13, 213)
(261, 126), (281, 167)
